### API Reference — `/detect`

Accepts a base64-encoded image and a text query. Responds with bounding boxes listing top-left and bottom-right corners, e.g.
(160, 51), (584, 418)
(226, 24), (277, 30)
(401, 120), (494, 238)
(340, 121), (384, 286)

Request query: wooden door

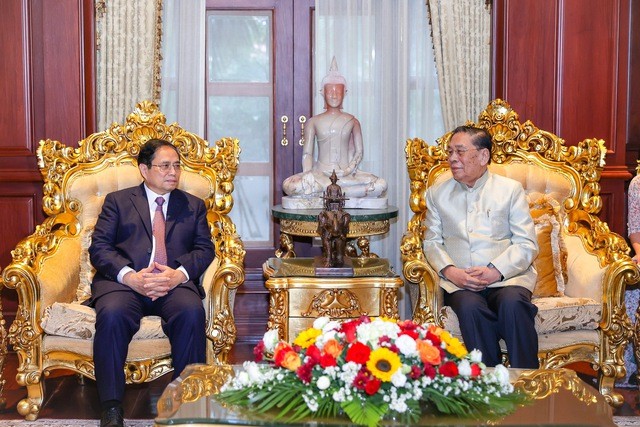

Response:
(205, 0), (315, 351)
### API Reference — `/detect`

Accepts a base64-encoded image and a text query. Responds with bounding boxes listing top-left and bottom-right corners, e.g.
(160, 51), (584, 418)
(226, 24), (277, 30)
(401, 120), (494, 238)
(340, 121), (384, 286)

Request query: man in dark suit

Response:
(88, 139), (215, 427)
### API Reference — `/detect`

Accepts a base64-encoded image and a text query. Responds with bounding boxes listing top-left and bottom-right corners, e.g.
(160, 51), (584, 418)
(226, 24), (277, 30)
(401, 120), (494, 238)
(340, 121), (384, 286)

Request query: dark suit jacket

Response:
(88, 183), (215, 304)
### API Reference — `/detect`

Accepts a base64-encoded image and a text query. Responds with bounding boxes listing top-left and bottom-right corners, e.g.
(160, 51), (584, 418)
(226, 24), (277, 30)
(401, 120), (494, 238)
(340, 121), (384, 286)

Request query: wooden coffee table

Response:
(154, 364), (616, 426)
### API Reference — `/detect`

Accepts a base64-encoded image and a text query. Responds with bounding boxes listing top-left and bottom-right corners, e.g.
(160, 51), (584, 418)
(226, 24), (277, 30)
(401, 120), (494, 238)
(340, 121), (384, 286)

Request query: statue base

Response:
(314, 256), (354, 277)
(282, 195), (388, 210)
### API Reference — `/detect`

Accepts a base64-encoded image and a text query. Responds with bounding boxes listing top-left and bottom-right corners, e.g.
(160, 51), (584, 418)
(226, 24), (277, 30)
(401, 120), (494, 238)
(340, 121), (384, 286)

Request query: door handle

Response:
(280, 116), (289, 146)
(298, 115), (307, 146)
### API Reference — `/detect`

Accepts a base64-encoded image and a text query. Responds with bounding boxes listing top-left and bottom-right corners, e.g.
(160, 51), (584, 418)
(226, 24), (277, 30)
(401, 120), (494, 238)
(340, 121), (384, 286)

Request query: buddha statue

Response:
(282, 58), (387, 209)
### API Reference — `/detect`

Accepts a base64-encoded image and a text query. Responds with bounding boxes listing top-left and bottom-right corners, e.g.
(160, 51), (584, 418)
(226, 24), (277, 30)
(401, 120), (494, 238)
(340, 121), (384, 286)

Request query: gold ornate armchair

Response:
(1, 101), (245, 420)
(401, 99), (639, 407)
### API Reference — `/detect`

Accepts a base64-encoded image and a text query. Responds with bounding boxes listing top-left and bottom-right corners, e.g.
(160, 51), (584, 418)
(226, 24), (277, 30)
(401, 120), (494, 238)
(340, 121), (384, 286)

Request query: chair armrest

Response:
(3, 232), (81, 351)
(400, 223), (443, 326)
(203, 257), (244, 363)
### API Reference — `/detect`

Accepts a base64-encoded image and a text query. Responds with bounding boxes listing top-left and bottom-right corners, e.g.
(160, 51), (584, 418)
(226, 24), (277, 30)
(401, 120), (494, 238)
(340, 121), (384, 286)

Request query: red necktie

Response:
(153, 196), (167, 271)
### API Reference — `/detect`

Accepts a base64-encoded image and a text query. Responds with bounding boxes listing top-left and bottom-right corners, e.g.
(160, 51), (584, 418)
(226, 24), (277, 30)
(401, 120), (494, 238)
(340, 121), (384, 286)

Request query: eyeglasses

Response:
(446, 147), (480, 158)
(151, 162), (182, 172)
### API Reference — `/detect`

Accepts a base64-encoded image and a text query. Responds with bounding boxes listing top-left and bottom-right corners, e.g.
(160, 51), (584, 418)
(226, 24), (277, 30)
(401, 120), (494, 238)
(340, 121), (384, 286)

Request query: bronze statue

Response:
(317, 171), (351, 267)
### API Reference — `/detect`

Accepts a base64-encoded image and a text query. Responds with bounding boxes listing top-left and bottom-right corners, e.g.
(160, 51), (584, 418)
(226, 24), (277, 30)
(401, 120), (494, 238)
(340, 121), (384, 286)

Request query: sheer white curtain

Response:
(160, 0), (206, 134)
(316, 0), (444, 316)
(428, 0), (491, 129)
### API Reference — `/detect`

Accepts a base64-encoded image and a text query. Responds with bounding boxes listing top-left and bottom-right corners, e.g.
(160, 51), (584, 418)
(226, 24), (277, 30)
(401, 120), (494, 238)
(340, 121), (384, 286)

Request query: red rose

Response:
(341, 319), (360, 343)
(400, 329), (419, 340)
(306, 344), (321, 363)
(364, 378), (381, 395)
(470, 363), (482, 377)
(345, 341), (371, 364)
(320, 353), (337, 368)
(426, 331), (441, 346)
(439, 361), (459, 378)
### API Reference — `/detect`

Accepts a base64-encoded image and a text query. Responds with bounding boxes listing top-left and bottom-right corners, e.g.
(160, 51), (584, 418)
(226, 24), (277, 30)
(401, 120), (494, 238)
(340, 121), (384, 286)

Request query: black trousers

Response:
(92, 286), (206, 404)
(444, 286), (539, 368)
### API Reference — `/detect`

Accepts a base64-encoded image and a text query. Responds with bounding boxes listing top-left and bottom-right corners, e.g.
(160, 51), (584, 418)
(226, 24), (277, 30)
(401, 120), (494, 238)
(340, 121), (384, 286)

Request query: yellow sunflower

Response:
(366, 347), (402, 382)
(293, 327), (322, 349)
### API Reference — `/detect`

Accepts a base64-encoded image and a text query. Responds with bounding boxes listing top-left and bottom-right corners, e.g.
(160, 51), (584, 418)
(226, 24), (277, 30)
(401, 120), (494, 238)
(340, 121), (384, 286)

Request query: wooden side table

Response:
(263, 257), (403, 342)
(271, 204), (398, 258)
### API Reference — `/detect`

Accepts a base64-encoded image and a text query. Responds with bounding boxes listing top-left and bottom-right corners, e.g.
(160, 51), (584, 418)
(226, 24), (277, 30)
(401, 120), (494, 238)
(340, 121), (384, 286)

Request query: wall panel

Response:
(492, 0), (558, 132)
(493, 0), (631, 237)
(0, 0), (31, 157)
(0, 0), (94, 329)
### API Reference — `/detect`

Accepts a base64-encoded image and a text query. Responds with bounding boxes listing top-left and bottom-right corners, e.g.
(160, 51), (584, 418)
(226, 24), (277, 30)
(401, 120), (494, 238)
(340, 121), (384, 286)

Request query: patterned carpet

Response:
(615, 416), (640, 426)
(1, 420), (154, 427)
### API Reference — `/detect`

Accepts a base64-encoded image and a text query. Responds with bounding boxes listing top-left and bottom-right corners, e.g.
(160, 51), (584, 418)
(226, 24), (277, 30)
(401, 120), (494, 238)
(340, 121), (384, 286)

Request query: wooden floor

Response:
(0, 345), (639, 421)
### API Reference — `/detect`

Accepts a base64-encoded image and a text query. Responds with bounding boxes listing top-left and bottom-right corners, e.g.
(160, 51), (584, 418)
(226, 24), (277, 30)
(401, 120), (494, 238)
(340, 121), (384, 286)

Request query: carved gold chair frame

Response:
(1, 101), (245, 419)
(401, 99), (639, 407)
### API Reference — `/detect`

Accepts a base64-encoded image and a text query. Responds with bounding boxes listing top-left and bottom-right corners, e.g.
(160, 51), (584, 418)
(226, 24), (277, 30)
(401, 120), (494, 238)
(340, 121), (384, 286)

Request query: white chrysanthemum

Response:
(313, 316), (330, 330)
(395, 334), (418, 356)
(317, 375), (331, 390)
(235, 371), (250, 387)
(469, 349), (483, 363)
(457, 359), (472, 377)
(314, 329), (337, 348)
(246, 361), (264, 383)
(303, 394), (319, 412)
(356, 319), (400, 345)
(493, 364), (511, 386)
(262, 329), (280, 353)
(323, 320), (341, 332)
(391, 370), (407, 388)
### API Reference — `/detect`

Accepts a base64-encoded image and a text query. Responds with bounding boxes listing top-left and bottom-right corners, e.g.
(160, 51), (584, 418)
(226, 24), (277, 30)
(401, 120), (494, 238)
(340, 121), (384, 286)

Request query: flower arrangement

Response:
(216, 316), (526, 427)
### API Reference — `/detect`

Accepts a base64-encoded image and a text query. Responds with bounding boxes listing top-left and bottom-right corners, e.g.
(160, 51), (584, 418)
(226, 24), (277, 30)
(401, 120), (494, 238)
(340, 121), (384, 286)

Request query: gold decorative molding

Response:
(157, 364), (235, 419)
(279, 218), (390, 238)
(301, 289), (366, 318)
(514, 369), (598, 405)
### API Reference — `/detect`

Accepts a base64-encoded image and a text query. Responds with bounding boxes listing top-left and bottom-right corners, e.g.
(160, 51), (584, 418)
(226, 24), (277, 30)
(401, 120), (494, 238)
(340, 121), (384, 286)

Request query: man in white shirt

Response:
(423, 126), (539, 368)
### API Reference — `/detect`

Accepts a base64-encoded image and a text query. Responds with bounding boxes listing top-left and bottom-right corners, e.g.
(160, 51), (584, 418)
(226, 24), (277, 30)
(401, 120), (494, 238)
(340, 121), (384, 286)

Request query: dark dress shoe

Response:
(100, 406), (124, 427)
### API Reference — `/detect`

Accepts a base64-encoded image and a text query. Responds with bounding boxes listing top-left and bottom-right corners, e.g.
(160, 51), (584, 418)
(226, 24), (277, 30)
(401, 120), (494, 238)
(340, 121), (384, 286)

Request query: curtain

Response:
(159, 0), (206, 134)
(95, 0), (163, 130)
(316, 0), (444, 317)
(427, 0), (491, 129)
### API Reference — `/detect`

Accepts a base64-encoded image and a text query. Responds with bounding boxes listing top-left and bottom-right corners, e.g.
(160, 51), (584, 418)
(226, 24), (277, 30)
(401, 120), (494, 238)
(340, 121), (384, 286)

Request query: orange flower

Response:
(274, 342), (301, 371)
(323, 339), (344, 358)
(282, 351), (301, 370)
(417, 339), (441, 365)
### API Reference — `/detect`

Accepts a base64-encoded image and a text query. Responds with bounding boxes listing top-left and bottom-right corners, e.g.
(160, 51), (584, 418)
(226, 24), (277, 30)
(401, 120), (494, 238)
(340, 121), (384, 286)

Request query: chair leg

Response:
(76, 373), (85, 385)
(599, 369), (624, 408)
(16, 380), (45, 421)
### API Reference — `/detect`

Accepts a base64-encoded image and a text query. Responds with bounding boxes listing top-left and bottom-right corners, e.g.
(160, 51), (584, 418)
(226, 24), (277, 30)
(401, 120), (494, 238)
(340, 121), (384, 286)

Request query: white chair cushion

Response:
(41, 302), (167, 340)
(442, 295), (600, 336)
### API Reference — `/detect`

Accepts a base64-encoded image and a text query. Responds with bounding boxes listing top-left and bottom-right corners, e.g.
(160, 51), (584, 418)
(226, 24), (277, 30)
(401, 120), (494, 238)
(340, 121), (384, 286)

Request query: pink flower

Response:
(253, 340), (265, 362)
(296, 361), (314, 383)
